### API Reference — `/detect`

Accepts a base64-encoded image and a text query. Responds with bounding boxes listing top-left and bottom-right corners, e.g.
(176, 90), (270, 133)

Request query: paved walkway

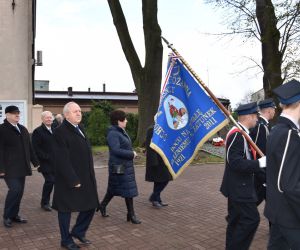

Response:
(0, 164), (269, 249)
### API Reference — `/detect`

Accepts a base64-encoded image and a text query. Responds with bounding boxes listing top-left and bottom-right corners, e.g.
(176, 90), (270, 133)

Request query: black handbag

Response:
(111, 164), (125, 174)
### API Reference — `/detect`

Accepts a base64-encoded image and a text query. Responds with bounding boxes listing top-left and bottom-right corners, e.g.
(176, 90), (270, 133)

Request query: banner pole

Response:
(161, 36), (264, 157)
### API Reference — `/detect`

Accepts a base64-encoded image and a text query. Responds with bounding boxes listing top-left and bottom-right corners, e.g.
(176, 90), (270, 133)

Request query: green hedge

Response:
(83, 101), (139, 146)
(126, 113), (139, 143)
(86, 108), (109, 145)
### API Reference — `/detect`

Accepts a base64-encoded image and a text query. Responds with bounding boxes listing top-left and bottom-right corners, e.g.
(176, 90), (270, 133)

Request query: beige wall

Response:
(32, 104), (43, 130)
(0, 0), (34, 130)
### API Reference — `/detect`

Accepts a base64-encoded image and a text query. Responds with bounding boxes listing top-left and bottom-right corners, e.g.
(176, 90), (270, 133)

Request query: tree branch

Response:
(107, 0), (143, 79)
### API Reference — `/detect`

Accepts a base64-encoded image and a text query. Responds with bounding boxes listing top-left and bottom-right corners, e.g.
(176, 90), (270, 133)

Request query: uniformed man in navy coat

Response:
(265, 79), (300, 249)
(250, 99), (276, 205)
(220, 102), (266, 250)
(0, 105), (39, 228)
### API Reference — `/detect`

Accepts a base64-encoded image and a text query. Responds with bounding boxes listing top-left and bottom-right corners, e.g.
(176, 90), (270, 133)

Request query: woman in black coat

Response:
(99, 110), (141, 224)
(145, 126), (173, 208)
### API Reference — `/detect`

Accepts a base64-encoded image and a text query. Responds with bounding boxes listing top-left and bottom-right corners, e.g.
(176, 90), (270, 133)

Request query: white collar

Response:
(238, 122), (249, 134)
(44, 125), (51, 130)
(280, 113), (300, 129)
(66, 120), (79, 127)
(9, 122), (18, 127)
(260, 115), (269, 124)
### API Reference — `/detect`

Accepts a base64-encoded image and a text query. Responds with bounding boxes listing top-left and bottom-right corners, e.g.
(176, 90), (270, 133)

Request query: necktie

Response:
(75, 126), (85, 137)
(15, 125), (21, 133)
(48, 128), (52, 134)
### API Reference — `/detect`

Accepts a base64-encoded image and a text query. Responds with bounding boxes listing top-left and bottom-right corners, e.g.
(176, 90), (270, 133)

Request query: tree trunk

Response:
(108, 0), (163, 146)
(256, 0), (283, 100)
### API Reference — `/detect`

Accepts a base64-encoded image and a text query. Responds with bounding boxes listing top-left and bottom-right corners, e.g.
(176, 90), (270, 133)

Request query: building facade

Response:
(0, 0), (36, 130)
(34, 89), (139, 115)
(34, 88), (230, 117)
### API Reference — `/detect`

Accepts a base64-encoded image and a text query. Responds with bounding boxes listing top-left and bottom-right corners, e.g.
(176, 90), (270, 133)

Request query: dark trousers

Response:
(101, 192), (136, 216)
(58, 209), (95, 245)
(41, 172), (55, 206)
(149, 181), (169, 202)
(268, 223), (300, 250)
(255, 183), (266, 206)
(3, 177), (26, 219)
(226, 200), (260, 250)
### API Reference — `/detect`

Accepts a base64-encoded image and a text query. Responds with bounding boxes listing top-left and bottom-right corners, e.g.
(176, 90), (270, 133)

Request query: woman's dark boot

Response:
(125, 198), (141, 224)
(99, 193), (113, 217)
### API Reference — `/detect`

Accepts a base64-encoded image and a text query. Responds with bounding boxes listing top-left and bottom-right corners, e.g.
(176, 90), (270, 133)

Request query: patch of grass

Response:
(92, 145), (108, 154)
(193, 150), (224, 164)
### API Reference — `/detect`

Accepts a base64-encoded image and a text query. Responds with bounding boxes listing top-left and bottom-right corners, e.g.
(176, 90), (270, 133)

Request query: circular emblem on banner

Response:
(163, 95), (188, 130)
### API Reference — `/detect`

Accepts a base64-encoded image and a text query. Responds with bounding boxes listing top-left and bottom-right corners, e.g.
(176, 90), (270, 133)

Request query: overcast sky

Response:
(35, 0), (263, 107)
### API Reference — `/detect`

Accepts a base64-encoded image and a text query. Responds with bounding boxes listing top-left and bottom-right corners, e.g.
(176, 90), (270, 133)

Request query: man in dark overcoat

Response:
(250, 99), (276, 206)
(51, 113), (63, 130)
(0, 105), (39, 228)
(220, 102), (266, 250)
(145, 126), (172, 208)
(32, 111), (56, 211)
(264, 79), (300, 249)
(52, 102), (99, 250)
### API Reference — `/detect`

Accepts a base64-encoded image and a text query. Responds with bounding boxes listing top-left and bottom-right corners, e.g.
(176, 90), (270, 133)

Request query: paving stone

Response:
(0, 164), (268, 249)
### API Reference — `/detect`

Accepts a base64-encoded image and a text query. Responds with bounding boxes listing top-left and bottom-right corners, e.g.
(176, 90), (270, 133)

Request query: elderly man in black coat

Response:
(52, 102), (99, 250)
(32, 111), (56, 212)
(145, 126), (172, 208)
(0, 105), (39, 228)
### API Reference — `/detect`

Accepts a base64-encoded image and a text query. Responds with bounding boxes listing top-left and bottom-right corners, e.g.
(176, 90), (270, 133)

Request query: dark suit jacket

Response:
(145, 126), (172, 182)
(220, 126), (261, 202)
(264, 116), (300, 228)
(250, 116), (269, 202)
(52, 119), (99, 212)
(32, 123), (56, 173)
(250, 116), (270, 155)
(0, 119), (39, 177)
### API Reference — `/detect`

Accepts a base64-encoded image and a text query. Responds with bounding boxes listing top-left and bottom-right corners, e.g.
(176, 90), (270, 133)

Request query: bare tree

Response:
(207, 0), (300, 98)
(107, 0), (163, 145)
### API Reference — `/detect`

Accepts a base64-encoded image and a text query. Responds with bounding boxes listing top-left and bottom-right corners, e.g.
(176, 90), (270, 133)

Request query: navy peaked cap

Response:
(235, 102), (258, 115)
(258, 98), (276, 109)
(5, 105), (20, 114)
(273, 79), (300, 105)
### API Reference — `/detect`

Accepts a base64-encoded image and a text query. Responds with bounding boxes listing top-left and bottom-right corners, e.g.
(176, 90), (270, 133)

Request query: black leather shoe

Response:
(3, 218), (12, 228)
(71, 234), (91, 245)
(152, 201), (163, 208)
(61, 242), (81, 250)
(11, 216), (27, 223)
(98, 204), (109, 217)
(41, 204), (52, 212)
(159, 201), (168, 207)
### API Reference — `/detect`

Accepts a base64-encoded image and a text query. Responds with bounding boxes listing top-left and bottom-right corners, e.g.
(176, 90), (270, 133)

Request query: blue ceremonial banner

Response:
(150, 56), (228, 179)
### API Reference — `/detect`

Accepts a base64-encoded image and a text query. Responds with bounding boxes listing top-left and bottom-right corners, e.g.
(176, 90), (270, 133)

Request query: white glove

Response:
(258, 156), (266, 168)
